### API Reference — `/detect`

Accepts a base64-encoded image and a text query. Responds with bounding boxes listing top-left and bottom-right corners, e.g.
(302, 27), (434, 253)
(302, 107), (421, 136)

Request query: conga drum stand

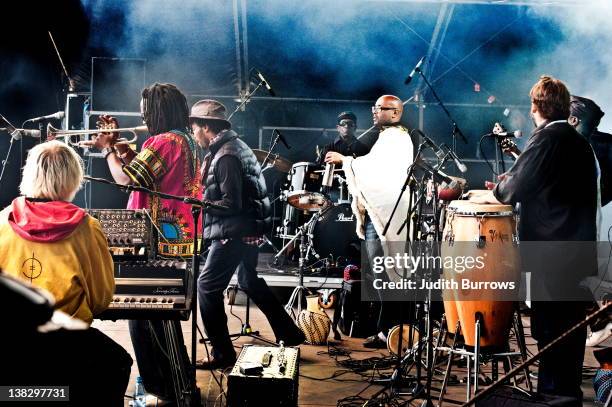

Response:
(435, 307), (532, 405)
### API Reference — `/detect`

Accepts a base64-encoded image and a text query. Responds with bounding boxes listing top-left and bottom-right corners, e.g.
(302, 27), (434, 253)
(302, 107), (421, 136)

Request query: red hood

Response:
(8, 197), (87, 243)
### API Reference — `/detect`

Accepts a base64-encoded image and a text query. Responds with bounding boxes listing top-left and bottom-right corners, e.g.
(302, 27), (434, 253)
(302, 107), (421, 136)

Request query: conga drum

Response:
(441, 198), (519, 348)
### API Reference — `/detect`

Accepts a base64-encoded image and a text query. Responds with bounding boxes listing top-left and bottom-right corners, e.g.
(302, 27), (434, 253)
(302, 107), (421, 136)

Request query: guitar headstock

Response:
(492, 122), (521, 158)
(492, 122), (506, 136)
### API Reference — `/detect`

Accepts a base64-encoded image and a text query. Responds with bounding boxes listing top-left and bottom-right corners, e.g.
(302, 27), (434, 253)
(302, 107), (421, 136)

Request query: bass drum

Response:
(310, 204), (360, 264)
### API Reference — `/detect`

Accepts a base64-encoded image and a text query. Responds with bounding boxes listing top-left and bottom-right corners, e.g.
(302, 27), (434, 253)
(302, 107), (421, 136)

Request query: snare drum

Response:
(441, 198), (519, 347)
(286, 162), (329, 211)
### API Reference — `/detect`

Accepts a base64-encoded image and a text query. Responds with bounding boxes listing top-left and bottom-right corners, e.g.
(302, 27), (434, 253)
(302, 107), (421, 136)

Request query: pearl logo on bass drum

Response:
(336, 213), (355, 222)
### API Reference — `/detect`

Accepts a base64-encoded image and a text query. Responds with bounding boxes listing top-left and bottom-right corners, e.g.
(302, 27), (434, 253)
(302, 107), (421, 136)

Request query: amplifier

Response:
(227, 344), (299, 407)
(86, 208), (155, 258)
(97, 260), (192, 321)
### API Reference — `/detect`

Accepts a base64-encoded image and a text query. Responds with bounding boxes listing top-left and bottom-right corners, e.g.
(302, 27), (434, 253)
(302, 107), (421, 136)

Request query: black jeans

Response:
(531, 301), (587, 405)
(198, 239), (297, 360)
(128, 319), (191, 400)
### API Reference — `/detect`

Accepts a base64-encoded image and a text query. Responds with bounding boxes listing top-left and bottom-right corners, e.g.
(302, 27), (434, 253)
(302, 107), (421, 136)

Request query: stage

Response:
(92, 298), (606, 406)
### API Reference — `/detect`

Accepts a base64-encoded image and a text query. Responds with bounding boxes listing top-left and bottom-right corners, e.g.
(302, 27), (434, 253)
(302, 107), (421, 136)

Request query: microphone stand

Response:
(368, 144), (424, 400)
(261, 129), (282, 170)
(0, 115), (22, 189)
(414, 67), (468, 148)
(227, 80), (266, 121)
(375, 148), (450, 406)
(84, 175), (227, 407)
(382, 142), (425, 237)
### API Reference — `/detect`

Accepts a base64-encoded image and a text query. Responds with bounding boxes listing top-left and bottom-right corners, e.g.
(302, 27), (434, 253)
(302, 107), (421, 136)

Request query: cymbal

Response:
(252, 149), (293, 173)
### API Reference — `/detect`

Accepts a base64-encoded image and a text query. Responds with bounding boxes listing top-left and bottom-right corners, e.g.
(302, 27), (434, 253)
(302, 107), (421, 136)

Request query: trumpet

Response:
(47, 124), (148, 147)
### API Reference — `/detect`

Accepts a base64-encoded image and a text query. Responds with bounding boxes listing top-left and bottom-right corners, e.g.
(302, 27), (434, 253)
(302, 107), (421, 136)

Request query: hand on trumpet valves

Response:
(92, 115), (120, 149)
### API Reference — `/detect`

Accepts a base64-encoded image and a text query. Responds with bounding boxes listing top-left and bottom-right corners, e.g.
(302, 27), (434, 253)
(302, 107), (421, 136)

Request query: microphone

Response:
(26, 111), (65, 123)
(10, 129), (42, 140)
(411, 129), (445, 160)
(274, 129), (291, 149)
(404, 56), (426, 85)
(440, 144), (468, 173)
(490, 129), (522, 138)
(415, 158), (453, 184)
(256, 71), (276, 96)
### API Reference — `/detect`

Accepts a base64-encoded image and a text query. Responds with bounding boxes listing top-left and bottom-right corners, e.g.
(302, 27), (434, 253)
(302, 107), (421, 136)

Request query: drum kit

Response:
(253, 149), (360, 271)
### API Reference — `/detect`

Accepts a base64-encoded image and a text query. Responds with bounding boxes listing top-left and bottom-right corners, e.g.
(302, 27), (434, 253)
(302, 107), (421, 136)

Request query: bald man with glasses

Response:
(325, 95), (413, 348)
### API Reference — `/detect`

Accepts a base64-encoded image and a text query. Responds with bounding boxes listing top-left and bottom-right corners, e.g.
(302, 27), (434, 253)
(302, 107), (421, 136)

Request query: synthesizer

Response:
(88, 209), (194, 320)
(87, 208), (155, 258)
(97, 259), (192, 321)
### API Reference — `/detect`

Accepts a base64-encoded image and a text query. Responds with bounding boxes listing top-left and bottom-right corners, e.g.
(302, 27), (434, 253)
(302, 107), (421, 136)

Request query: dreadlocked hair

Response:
(141, 83), (189, 135)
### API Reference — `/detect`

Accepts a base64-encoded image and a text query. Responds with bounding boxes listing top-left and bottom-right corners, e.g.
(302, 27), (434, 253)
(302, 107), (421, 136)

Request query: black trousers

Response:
(128, 319), (191, 400)
(4, 327), (132, 407)
(198, 239), (297, 360)
(531, 301), (587, 405)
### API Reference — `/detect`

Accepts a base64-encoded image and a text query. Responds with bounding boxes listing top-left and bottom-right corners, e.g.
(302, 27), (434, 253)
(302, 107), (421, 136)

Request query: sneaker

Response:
(586, 321), (612, 347)
(363, 334), (387, 349)
(143, 394), (175, 407)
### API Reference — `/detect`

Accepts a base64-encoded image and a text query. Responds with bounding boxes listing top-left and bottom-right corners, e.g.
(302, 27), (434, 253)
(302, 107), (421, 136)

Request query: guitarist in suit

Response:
(469, 76), (598, 404)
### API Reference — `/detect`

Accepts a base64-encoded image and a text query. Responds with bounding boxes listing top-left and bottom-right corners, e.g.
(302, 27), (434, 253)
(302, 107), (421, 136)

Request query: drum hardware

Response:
(282, 209), (325, 320)
(286, 162), (330, 211)
(253, 149), (293, 173)
(321, 163), (335, 189)
(370, 137), (448, 405)
(436, 199), (526, 404)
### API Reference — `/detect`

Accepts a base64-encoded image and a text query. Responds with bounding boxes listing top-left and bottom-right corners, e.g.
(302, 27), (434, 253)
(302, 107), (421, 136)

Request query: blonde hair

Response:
(20, 140), (84, 201)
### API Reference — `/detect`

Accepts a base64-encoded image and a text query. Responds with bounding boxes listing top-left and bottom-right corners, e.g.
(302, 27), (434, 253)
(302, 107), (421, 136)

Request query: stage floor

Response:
(92, 299), (608, 406)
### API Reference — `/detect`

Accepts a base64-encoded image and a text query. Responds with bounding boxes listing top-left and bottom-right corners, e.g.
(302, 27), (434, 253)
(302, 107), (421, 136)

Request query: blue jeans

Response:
(198, 239), (299, 360)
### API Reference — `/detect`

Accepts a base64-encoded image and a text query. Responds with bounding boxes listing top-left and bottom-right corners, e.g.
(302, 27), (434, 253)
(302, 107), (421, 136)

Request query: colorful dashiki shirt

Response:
(123, 130), (202, 258)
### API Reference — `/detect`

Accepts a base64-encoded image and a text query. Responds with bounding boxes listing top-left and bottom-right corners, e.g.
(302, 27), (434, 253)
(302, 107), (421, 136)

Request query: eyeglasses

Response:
(371, 106), (397, 113)
(338, 120), (356, 128)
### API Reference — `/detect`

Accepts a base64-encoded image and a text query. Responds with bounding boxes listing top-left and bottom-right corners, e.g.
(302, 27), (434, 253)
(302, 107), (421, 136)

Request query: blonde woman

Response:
(0, 140), (114, 324)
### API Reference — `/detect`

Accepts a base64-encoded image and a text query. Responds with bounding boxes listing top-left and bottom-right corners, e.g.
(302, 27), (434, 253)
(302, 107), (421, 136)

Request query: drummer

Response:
(318, 111), (370, 164)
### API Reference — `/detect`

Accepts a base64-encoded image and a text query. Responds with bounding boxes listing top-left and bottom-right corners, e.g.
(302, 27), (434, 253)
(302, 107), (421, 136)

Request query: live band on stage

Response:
(1, 67), (611, 407)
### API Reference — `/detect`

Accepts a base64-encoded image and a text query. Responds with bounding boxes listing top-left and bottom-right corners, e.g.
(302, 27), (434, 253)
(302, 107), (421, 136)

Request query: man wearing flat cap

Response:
(190, 99), (305, 369)
(318, 111), (370, 164)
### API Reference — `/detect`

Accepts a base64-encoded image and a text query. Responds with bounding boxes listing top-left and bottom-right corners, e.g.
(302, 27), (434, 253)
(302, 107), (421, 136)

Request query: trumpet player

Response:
(92, 82), (203, 404)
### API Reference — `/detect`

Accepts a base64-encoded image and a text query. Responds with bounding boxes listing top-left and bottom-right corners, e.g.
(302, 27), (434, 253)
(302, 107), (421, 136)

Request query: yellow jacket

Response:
(0, 207), (114, 325)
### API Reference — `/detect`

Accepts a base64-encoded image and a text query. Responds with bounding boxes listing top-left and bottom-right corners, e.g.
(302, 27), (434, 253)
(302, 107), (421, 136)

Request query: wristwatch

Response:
(100, 146), (114, 159)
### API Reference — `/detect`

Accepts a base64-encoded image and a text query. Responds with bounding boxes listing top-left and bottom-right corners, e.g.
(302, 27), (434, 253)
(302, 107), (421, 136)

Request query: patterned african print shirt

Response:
(123, 130), (202, 257)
